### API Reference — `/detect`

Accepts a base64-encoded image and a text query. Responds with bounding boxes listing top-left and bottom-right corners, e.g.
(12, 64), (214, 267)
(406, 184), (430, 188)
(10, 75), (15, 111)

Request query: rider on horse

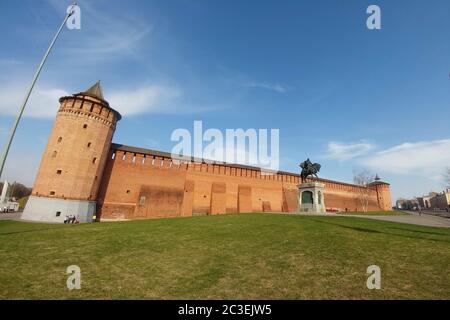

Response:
(299, 158), (321, 183)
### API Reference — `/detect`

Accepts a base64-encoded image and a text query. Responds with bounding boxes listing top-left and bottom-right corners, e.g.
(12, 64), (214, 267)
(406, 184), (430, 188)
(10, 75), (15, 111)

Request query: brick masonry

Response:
(25, 85), (393, 222)
(96, 146), (392, 220)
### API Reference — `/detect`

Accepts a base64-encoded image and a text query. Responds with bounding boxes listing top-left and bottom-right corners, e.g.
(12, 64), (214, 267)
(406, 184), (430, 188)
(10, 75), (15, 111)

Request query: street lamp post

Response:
(0, 3), (77, 180)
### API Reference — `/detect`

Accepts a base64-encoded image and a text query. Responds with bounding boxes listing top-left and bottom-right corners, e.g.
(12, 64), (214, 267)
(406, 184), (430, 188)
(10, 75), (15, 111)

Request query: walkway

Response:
(349, 212), (450, 228)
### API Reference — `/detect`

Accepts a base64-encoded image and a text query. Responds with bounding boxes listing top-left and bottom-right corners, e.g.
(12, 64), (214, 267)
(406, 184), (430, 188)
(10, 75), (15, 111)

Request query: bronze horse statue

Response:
(299, 158), (321, 183)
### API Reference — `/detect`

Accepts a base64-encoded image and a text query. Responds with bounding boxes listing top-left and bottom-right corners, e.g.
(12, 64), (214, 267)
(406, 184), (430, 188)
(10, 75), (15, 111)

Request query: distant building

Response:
(430, 189), (450, 210)
(396, 198), (419, 211)
(396, 199), (407, 210)
(417, 192), (439, 209)
(0, 180), (20, 213)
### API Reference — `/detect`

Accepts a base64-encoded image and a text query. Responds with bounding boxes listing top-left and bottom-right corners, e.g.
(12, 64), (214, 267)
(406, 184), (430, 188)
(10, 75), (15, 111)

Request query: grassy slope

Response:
(0, 213), (449, 299)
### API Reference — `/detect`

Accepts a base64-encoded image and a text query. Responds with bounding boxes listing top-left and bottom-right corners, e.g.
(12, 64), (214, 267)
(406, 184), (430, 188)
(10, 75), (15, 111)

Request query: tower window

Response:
(92, 157), (97, 164)
(56, 170), (62, 175)
(57, 137), (62, 143)
(52, 151), (57, 158)
(83, 124), (88, 129)
(87, 142), (92, 148)
(56, 211), (61, 217)
(50, 191), (56, 196)
(126, 190), (130, 194)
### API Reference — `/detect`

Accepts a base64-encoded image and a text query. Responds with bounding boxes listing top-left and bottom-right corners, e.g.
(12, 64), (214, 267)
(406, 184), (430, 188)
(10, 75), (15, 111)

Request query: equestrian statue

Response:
(299, 158), (321, 183)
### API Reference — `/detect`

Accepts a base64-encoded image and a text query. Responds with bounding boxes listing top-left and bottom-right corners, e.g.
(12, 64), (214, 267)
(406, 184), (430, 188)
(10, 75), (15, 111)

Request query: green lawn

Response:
(337, 210), (408, 216)
(0, 213), (449, 299)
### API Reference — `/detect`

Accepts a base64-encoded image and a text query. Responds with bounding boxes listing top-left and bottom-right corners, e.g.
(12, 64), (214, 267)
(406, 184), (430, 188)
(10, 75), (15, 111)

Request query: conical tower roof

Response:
(82, 81), (104, 101)
(369, 174), (389, 186)
(61, 81), (122, 121)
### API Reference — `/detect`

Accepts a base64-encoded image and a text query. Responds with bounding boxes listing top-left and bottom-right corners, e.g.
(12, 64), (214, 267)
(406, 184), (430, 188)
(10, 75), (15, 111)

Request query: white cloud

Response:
(109, 85), (181, 116)
(0, 83), (68, 118)
(243, 82), (288, 93)
(63, 25), (153, 58)
(0, 82), (182, 118)
(218, 65), (289, 94)
(47, 0), (153, 62)
(0, 59), (21, 66)
(361, 139), (450, 177)
(326, 141), (375, 161)
(0, 82), (222, 118)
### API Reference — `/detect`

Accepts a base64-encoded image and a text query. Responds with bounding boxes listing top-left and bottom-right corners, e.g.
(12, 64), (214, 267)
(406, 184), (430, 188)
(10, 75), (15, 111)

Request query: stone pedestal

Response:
(297, 182), (326, 213)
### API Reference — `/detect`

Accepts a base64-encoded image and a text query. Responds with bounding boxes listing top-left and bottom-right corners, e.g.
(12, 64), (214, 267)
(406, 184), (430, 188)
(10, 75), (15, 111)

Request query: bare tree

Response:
(353, 170), (375, 213)
(9, 182), (32, 200)
(0, 181), (32, 201)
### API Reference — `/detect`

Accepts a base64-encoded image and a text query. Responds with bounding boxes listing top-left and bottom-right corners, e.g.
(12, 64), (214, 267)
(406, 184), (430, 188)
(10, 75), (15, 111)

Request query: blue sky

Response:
(0, 0), (449, 203)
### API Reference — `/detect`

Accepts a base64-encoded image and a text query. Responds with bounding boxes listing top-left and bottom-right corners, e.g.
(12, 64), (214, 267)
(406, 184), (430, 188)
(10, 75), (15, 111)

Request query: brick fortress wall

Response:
(97, 144), (391, 220)
(25, 83), (392, 223)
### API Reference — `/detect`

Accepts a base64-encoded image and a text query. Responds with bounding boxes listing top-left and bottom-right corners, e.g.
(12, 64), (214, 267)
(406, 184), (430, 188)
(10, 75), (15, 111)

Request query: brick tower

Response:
(369, 175), (393, 211)
(22, 82), (121, 222)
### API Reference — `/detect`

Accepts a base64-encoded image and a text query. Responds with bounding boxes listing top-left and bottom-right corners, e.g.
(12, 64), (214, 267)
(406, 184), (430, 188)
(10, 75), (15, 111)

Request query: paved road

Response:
(350, 212), (450, 228)
(418, 210), (450, 219)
